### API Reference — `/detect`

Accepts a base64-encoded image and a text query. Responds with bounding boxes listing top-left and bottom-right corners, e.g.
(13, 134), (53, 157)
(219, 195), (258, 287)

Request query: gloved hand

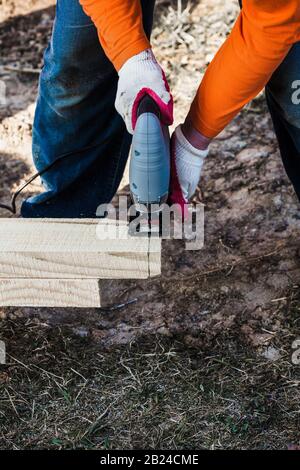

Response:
(169, 125), (209, 216)
(115, 49), (173, 134)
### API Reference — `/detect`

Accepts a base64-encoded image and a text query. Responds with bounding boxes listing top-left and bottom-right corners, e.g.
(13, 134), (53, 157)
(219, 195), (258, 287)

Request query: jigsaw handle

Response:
(137, 95), (161, 119)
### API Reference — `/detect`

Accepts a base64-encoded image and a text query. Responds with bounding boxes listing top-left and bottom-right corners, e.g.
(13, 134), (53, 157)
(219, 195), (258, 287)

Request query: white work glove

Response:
(115, 49), (173, 134)
(169, 125), (209, 215)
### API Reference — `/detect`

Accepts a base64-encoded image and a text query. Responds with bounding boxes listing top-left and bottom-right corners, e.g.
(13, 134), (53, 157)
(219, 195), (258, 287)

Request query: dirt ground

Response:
(0, 0), (300, 450)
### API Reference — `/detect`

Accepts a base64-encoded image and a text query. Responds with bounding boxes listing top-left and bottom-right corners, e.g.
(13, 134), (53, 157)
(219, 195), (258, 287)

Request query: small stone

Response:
(157, 327), (172, 337)
(236, 147), (270, 163)
(273, 195), (283, 209)
(221, 286), (229, 294)
(199, 310), (210, 316)
(261, 346), (281, 362)
(73, 327), (89, 338)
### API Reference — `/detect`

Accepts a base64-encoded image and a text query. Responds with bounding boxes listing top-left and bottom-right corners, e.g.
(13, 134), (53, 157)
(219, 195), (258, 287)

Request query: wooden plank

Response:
(0, 252), (153, 279)
(0, 279), (101, 308)
(149, 237), (162, 277)
(0, 219), (160, 252)
(0, 219), (161, 279)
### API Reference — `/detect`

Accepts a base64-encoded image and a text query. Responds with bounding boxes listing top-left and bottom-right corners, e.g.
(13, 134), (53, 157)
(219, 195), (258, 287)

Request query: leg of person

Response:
(265, 43), (300, 202)
(21, 0), (156, 218)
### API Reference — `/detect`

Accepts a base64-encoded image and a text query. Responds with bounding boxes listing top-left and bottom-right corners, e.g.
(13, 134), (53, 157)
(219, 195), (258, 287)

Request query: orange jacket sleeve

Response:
(79, 0), (150, 71)
(189, 0), (300, 138)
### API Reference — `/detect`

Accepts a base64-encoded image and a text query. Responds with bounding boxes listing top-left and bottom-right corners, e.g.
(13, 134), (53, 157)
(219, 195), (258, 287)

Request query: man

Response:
(21, 0), (300, 218)
(172, 0), (300, 214)
(21, 0), (169, 217)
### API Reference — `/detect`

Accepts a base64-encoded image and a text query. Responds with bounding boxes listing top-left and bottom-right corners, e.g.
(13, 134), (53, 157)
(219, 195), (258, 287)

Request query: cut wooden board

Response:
(0, 219), (161, 307)
(0, 279), (102, 308)
(0, 219), (161, 252)
(0, 251), (156, 279)
(0, 219), (161, 279)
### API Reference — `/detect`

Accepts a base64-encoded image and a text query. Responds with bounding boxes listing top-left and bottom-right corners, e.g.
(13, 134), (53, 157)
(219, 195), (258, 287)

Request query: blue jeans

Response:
(21, 2), (300, 218)
(21, 0), (155, 218)
(266, 43), (300, 201)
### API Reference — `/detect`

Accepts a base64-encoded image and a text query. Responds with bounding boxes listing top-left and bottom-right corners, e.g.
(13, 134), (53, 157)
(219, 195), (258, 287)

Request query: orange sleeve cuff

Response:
(188, 106), (223, 140)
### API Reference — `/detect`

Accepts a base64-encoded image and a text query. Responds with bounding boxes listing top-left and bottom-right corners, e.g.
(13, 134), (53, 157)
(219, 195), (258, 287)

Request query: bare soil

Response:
(0, 0), (300, 450)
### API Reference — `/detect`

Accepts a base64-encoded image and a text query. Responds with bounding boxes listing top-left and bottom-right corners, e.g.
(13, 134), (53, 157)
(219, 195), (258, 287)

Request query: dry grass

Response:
(1, 286), (300, 450)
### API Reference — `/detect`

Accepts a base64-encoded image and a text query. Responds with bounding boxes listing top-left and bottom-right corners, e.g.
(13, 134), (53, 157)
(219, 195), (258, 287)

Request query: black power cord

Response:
(0, 141), (106, 215)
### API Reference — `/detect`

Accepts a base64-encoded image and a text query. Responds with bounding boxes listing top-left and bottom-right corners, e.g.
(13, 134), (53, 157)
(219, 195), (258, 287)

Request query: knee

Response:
(282, 90), (300, 129)
(39, 40), (115, 117)
(41, 15), (114, 85)
(39, 57), (90, 116)
(267, 44), (300, 129)
(267, 79), (300, 130)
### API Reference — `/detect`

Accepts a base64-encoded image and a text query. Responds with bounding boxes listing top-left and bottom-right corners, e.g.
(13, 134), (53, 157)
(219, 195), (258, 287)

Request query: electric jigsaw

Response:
(129, 95), (170, 234)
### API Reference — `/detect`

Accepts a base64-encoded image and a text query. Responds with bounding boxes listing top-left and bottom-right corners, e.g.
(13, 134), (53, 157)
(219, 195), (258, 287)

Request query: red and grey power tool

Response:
(129, 95), (170, 232)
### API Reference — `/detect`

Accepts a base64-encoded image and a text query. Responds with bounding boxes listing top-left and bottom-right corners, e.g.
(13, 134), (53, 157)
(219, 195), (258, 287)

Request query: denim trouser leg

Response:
(266, 43), (300, 202)
(21, 0), (155, 218)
